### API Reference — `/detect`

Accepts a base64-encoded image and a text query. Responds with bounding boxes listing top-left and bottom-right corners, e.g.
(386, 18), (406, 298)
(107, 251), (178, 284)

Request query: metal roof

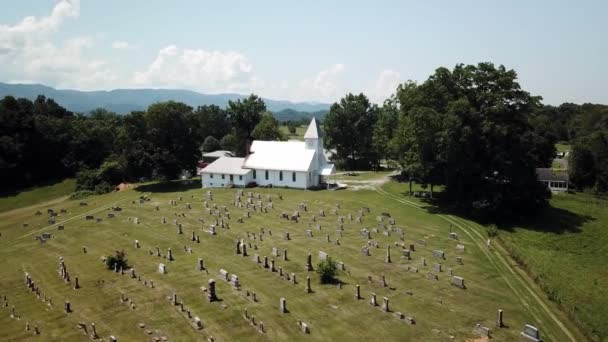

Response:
(243, 141), (316, 172)
(536, 168), (569, 182)
(200, 157), (251, 175)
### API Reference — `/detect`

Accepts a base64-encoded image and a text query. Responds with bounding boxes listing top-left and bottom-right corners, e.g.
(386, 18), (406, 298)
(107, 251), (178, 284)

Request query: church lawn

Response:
(0, 181), (586, 341)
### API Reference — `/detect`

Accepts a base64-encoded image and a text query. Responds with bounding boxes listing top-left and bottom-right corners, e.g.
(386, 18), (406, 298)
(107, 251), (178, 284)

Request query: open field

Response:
(0, 179), (76, 213)
(499, 192), (608, 341)
(280, 125), (307, 140)
(0, 180), (586, 341)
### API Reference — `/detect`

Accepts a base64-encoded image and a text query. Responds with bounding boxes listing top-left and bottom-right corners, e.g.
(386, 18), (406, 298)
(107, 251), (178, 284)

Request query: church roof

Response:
(243, 141), (316, 172)
(304, 117), (323, 139)
(200, 157), (251, 175)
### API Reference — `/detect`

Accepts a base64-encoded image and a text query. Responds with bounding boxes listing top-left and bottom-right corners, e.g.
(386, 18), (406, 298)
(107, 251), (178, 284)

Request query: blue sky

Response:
(0, 0), (606, 104)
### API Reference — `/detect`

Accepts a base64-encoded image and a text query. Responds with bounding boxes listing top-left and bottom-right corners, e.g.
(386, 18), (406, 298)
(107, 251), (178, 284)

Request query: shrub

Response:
(316, 257), (338, 284)
(106, 250), (129, 270)
(487, 224), (499, 238)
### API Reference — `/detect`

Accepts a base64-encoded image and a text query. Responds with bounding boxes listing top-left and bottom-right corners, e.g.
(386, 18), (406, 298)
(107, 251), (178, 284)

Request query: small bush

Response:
(487, 224), (499, 238)
(316, 257), (338, 284)
(106, 250), (129, 270)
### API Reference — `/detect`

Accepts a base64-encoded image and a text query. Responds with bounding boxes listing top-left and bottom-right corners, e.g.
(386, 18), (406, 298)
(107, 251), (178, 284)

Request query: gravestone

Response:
(496, 309), (504, 328)
(370, 293), (377, 306)
(230, 274), (239, 288)
(521, 325), (541, 341)
(219, 269), (229, 282)
(432, 250), (445, 259)
(280, 297), (287, 313)
(451, 276), (465, 289)
(473, 323), (490, 337)
(433, 263), (442, 272)
(306, 276), (312, 293)
(158, 263), (166, 274)
(318, 251), (328, 261)
(207, 279), (218, 302)
(193, 317), (203, 330)
(355, 285), (361, 299)
(382, 297), (389, 312)
(306, 253), (313, 271)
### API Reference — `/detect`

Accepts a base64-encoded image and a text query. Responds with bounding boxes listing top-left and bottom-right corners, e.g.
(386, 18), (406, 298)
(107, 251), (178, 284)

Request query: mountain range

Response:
(0, 82), (330, 118)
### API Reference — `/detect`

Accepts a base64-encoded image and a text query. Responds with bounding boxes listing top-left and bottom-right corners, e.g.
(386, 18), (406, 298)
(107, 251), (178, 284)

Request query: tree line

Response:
(0, 94), (281, 194)
(532, 103), (608, 192)
(1, 62), (606, 218)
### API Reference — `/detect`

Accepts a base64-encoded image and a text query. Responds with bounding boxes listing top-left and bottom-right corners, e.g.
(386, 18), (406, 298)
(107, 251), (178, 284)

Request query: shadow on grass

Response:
(0, 177), (69, 197)
(387, 177), (592, 234)
(135, 180), (201, 193)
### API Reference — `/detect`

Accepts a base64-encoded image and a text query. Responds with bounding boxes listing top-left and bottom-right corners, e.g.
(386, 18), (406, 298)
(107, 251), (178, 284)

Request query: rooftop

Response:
(200, 157), (250, 175)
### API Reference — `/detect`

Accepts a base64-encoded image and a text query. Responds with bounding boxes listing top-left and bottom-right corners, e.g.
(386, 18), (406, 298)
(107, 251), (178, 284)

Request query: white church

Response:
(200, 118), (335, 189)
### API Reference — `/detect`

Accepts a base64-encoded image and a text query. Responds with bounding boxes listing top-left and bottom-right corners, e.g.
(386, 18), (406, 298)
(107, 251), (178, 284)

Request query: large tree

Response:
(251, 112), (284, 141)
(394, 63), (553, 218)
(324, 93), (378, 170)
(227, 94), (266, 156)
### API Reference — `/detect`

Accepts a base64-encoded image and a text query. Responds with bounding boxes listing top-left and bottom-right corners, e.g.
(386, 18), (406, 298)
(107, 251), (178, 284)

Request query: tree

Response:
(144, 101), (197, 179)
(201, 136), (221, 152)
(394, 63), (553, 219)
(193, 105), (230, 144)
(220, 134), (238, 153)
(372, 97), (399, 166)
(227, 94), (266, 156)
(324, 93), (379, 170)
(251, 112), (284, 141)
(316, 257), (338, 284)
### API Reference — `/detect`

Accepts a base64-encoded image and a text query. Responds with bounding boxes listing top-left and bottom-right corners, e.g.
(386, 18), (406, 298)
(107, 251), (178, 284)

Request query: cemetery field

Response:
(498, 192), (608, 341)
(0, 181), (587, 341)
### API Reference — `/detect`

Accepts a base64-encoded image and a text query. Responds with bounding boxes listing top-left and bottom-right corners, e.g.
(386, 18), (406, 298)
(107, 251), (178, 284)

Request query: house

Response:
(196, 150), (236, 175)
(200, 118), (335, 189)
(536, 168), (569, 192)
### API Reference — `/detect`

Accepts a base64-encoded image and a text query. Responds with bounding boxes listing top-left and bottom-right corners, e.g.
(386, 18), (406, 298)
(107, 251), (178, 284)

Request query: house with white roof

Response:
(200, 118), (335, 189)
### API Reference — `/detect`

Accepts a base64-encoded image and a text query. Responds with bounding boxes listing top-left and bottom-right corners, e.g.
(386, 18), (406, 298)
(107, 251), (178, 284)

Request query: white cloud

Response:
(111, 40), (132, 50)
(132, 45), (254, 92)
(367, 69), (402, 103)
(0, 0), (117, 89)
(294, 64), (347, 102)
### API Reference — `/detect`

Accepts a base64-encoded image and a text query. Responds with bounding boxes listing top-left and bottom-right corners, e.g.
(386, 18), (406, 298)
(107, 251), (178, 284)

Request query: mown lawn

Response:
(0, 179), (76, 213)
(0, 180), (586, 341)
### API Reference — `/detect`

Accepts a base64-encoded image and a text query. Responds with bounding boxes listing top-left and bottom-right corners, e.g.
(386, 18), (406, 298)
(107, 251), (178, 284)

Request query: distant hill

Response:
(0, 82), (331, 115)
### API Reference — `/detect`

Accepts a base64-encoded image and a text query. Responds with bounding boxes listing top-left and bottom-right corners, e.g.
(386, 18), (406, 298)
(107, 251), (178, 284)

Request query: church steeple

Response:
(304, 118), (326, 167)
(304, 117), (323, 139)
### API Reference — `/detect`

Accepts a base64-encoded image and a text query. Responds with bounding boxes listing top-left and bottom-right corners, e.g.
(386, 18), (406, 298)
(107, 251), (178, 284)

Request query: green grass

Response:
(556, 143), (571, 153)
(0, 179), (76, 213)
(498, 192), (608, 341)
(333, 171), (393, 182)
(0, 180), (586, 341)
(280, 125), (308, 140)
